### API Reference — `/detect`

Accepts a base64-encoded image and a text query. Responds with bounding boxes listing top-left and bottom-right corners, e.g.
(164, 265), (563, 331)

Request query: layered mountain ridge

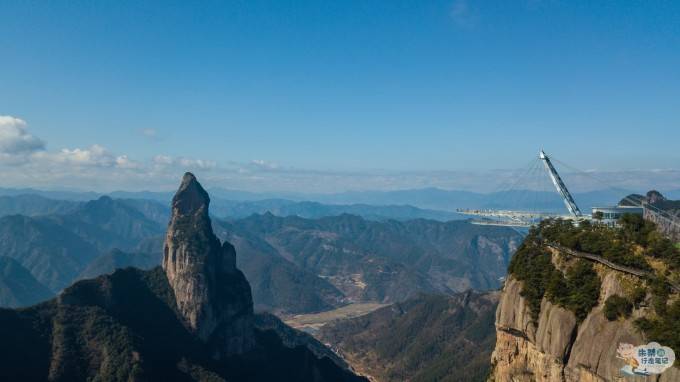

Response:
(0, 256), (53, 308)
(0, 191), (520, 313)
(0, 173), (366, 381)
(215, 213), (520, 313)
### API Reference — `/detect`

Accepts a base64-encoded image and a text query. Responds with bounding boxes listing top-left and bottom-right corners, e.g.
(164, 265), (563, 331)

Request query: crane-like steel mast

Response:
(458, 149), (586, 226)
(539, 149), (582, 217)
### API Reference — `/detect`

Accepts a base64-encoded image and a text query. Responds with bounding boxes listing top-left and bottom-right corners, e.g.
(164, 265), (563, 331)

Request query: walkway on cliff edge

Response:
(544, 242), (680, 293)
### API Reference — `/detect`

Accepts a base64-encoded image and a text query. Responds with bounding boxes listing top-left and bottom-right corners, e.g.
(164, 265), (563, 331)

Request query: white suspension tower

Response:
(539, 150), (582, 217)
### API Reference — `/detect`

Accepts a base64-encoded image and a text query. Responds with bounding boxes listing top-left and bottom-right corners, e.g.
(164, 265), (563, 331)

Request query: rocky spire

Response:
(163, 173), (254, 356)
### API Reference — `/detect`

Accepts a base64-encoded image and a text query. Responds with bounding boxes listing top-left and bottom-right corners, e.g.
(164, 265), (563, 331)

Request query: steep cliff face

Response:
(162, 172), (254, 356)
(491, 267), (680, 382)
(489, 215), (680, 382)
(492, 275), (575, 382)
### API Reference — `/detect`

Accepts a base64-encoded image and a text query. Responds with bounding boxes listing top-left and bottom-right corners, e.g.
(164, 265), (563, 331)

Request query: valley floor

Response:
(283, 303), (389, 335)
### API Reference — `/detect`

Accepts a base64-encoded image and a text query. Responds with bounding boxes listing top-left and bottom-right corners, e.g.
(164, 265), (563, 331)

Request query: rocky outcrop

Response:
(496, 277), (537, 342)
(492, 276), (577, 382)
(162, 172), (254, 356)
(535, 299), (577, 362)
(490, 268), (680, 382)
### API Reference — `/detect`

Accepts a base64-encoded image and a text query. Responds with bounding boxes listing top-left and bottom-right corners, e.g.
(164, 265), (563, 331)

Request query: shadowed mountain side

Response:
(77, 249), (160, 280)
(0, 267), (366, 381)
(254, 312), (350, 370)
(45, 196), (164, 253)
(0, 197), (163, 294)
(0, 215), (99, 292)
(0, 198), (164, 298)
(0, 257), (53, 308)
(219, 232), (347, 314)
(116, 198), (171, 226)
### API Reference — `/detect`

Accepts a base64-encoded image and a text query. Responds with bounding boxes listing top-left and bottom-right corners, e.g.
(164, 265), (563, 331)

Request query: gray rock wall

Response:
(163, 173), (254, 357)
(490, 270), (680, 381)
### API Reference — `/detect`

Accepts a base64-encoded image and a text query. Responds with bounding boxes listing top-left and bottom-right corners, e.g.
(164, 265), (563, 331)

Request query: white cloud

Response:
(53, 145), (116, 166)
(153, 155), (174, 166)
(115, 155), (142, 169)
(153, 155), (216, 169)
(0, 116), (148, 176)
(27, 144), (143, 172)
(180, 158), (216, 169)
(250, 159), (280, 170)
(0, 116), (46, 155)
(1, 115), (679, 193)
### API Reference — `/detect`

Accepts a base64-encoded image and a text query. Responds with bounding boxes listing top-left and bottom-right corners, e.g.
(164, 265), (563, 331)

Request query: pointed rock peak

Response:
(179, 172), (198, 188)
(163, 172), (254, 354)
(172, 172), (210, 216)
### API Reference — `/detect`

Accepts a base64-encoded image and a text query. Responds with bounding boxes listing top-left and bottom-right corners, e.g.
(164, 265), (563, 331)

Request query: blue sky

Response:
(1, 1), (679, 192)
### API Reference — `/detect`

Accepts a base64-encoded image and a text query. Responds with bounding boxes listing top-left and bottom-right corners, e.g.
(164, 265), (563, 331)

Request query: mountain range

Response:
(0, 194), (520, 313)
(214, 214), (519, 313)
(0, 193), (462, 223)
(0, 174), (366, 381)
(131, 213), (521, 314)
(4, 186), (673, 214)
(0, 256), (53, 308)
